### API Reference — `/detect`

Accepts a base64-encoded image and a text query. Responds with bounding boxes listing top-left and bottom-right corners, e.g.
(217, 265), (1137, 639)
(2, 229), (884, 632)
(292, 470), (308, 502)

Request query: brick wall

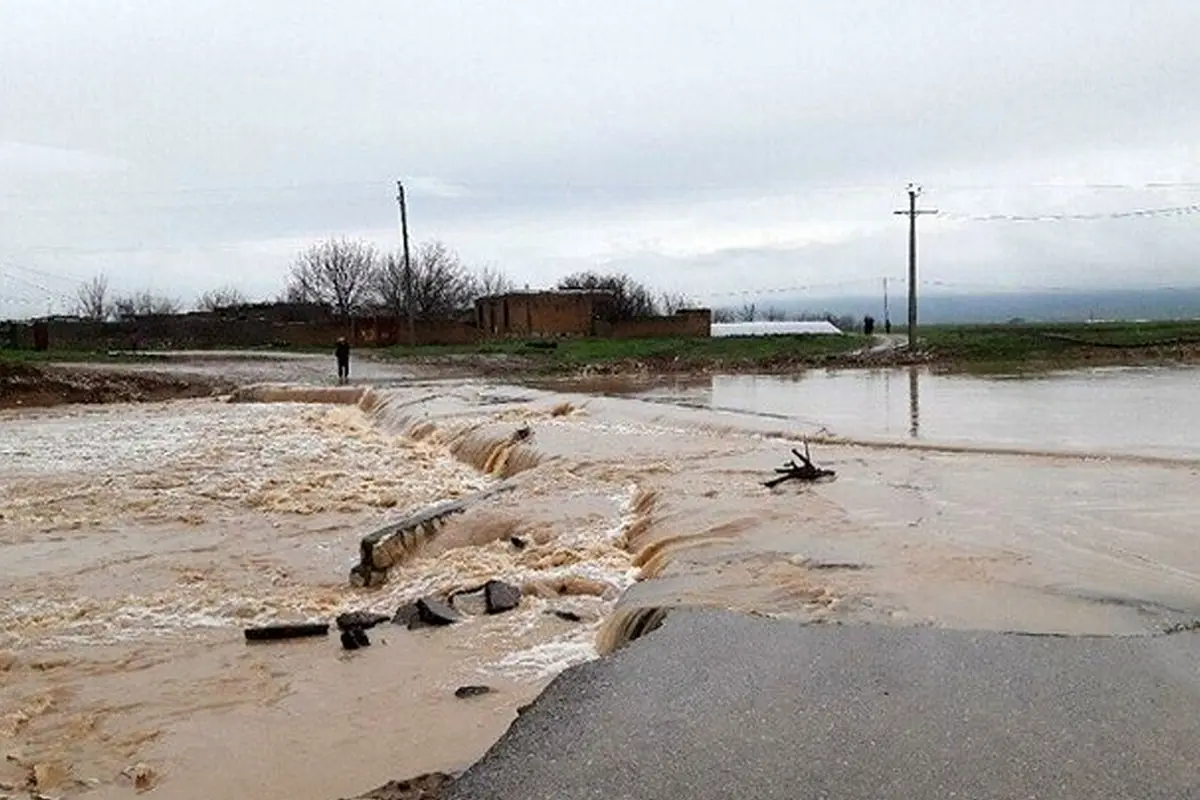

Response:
(31, 312), (482, 352)
(609, 309), (712, 339)
(5, 300), (711, 353)
(476, 291), (611, 338)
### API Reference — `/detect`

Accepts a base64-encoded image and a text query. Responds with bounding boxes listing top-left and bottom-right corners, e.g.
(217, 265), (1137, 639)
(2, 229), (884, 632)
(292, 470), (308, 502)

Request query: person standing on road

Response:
(335, 336), (351, 384)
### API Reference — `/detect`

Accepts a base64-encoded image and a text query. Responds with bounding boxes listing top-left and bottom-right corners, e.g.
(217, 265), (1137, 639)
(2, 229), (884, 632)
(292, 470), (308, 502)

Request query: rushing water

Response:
(5, 363), (1200, 799)
(630, 365), (1200, 459)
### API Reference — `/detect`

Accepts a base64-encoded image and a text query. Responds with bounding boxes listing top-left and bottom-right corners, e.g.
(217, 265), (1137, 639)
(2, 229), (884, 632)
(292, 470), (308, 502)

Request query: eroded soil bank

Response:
(0, 362), (233, 410)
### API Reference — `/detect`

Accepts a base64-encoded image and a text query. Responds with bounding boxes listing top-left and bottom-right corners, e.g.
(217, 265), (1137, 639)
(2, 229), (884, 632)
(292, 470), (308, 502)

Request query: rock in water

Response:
(509, 536), (527, 550)
(341, 630), (361, 650)
(352, 628), (371, 647)
(337, 611), (390, 632)
(393, 603), (422, 629)
(454, 685), (493, 699)
(484, 580), (521, 615)
(448, 586), (489, 616)
(552, 610), (583, 622)
(416, 598), (460, 626)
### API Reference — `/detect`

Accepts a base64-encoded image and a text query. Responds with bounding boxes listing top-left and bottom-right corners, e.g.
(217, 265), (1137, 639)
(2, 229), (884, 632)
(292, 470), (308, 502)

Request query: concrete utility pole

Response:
(882, 277), (890, 331)
(892, 183), (938, 349)
(396, 180), (415, 347)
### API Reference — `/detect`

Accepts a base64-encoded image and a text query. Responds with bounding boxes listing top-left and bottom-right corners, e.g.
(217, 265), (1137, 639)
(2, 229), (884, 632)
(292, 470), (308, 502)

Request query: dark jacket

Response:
(335, 341), (350, 362)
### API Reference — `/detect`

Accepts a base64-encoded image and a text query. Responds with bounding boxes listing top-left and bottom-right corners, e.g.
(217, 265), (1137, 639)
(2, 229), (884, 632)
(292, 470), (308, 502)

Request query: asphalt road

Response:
(447, 611), (1200, 799)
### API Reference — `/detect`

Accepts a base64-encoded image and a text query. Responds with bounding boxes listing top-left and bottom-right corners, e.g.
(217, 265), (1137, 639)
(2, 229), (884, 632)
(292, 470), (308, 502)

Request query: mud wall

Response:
(6, 301), (709, 352)
(607, 309), (712, 340)
(476, 292), (613, 338)
(33, 314), (481, 352)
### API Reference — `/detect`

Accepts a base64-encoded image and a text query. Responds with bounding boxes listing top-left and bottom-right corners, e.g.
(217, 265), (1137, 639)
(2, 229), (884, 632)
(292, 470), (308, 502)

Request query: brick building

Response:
(474, 289), (711, 340)
(475, 290), (617, 338)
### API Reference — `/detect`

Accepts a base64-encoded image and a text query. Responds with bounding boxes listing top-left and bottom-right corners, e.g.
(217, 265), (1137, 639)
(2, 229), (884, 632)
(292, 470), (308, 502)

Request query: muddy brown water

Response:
(3, 357), (1200, 798)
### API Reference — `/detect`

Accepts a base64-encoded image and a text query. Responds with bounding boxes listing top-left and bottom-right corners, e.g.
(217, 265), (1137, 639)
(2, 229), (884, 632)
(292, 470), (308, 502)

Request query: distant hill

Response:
(729, 288), (1200, 325)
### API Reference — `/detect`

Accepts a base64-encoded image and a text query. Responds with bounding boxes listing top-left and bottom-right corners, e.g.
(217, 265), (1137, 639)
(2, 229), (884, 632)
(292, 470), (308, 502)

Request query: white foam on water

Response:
(486, 637), (601, 682)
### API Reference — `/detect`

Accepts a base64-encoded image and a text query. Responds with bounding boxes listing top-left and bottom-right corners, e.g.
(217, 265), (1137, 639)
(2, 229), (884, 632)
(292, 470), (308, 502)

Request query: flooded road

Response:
(3, 359), (1200, 798)
(629, 365), (1200, 459)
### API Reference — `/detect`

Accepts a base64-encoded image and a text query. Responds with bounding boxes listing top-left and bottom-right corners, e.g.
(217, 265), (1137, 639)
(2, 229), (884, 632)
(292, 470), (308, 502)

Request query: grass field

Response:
(920, 320), (1200, 368)
(378, 333), (869, 371)
(6, 320), (1200, 375)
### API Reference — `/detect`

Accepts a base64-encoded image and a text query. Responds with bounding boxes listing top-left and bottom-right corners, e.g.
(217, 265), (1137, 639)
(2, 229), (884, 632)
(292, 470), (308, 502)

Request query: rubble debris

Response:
(350, 484), (517, 588)
(243, 622), (329, 642)
(393, 603), (422, 629)
(120, 763), (157, 792)
(551, 610), (583, 622)
(454, 685), (493, 699)
(340, 628), (371, 650)
(484, 580), (522, 614)
(343, 771), (455, 800)
(449, 579), (522, 616)
(416, 598), (461, 626)
(763, 441), (836, 488)
(390, 597), (460, 630)
(336, 611), (390, 632)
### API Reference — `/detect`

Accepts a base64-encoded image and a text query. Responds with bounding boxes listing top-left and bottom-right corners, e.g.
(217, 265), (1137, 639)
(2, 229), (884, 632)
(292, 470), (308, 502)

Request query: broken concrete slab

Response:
(414, 598), (460, 627)
(350, 484), (517, 588)
(484, 580), (521, 614)
(336, 611), (390, 632)
(243, 622), (329, 642)
(449, 580), (523, 616)
(392, 604), (421, 629)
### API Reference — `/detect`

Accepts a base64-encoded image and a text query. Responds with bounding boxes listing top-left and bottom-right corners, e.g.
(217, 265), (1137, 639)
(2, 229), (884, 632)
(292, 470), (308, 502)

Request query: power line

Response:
(939, 203), (1200, 223)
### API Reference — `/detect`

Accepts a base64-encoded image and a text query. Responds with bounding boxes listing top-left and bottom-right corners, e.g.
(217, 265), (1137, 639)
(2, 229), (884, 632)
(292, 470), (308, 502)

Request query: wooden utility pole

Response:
(892, 183), (937, 348)
(396, 181), (415, 346)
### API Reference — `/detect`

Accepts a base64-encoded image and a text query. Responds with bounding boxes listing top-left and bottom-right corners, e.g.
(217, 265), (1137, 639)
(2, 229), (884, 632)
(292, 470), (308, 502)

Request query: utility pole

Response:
(396, 180), (415, 347)
(892, 183), (937, 348)
(882, 277), (890, 332)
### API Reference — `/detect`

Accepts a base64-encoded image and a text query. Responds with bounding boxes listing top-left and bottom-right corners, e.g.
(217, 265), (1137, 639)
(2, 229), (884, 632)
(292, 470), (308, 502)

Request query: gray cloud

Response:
(4, 0), (1200, 317)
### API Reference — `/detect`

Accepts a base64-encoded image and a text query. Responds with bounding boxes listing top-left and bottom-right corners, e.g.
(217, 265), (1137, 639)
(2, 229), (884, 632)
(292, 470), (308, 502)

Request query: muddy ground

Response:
(0, 362), (235, 410)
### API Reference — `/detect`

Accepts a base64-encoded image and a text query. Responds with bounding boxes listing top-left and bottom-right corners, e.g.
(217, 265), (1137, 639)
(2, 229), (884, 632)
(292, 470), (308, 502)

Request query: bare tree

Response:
(763, 306), (787, 321)
(712, 307), (736, 323)
(659, 291), (694, 314)
(373, 240), (478, 320)
(556, 271), (659, 320)
(472, 264), (515, 299)
(197, 285), (248, 312)
(112, 290), (182, 319)
(736, 302), (757, 322)
(74, 273), (110, 320)
(286, 238), (378, 320)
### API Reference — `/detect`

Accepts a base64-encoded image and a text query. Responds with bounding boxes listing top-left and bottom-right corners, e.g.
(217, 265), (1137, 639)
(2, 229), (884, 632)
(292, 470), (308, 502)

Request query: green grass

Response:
(379, 334), (869, 370)
(0, 348), (130, 365)
(920, 320), (1200, 369)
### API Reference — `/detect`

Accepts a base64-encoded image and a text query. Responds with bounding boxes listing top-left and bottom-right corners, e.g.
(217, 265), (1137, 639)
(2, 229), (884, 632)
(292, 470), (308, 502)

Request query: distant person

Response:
(864, 315), (875, 336)
(335, 337), (350, 384)
(885, 318), (892, 335)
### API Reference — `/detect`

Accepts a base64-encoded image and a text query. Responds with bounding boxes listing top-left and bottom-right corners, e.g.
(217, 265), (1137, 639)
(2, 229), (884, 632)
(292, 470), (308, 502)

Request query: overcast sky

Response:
(4, 0), (1200, 318)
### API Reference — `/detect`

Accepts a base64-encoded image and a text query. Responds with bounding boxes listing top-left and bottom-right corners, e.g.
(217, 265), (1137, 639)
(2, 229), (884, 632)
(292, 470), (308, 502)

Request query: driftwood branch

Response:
(763, 440), (835, 488)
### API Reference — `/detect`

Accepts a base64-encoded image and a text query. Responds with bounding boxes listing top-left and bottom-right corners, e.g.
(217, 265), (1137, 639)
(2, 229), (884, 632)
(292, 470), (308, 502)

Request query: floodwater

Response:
(630, 365), (1200, 460)
(4, 358), (1200, 799)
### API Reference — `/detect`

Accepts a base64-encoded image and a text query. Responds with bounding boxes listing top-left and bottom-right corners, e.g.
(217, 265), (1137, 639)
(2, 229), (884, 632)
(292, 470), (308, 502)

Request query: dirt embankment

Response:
(396, 347), (931, 380)
(0, 363), (234, 410)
